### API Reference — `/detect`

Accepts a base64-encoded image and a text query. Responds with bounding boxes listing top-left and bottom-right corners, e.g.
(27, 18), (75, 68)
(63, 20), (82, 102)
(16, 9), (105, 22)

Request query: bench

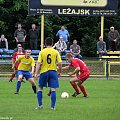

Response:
(97, 51), (120, 59)
(0, 49), (70, 60)
(107, 51), (120, 56)
(102, 56), (120, 58)
(97, 50), (120, 54)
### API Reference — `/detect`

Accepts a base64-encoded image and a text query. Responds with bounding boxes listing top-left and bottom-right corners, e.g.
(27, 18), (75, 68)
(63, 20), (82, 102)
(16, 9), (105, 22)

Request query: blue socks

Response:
(51, 91), (56, 108)
(37, 91), (42, 106)
(37, 90), (56, 108)
(16, 81), (21, 93)
(32, 85), (36, 94)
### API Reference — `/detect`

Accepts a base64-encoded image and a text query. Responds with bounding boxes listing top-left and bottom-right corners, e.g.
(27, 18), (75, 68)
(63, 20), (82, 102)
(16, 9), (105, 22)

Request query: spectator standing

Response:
(97, 36), (107, 57)
(53, 36), (67, 56)
(70, 39), (82, 59)
(108, 26), (120, 51)
(14, 23), (26, 49)
(0, 34), (8, 55)
(29, 24), (39, 50)
(56, 25), (70, 48)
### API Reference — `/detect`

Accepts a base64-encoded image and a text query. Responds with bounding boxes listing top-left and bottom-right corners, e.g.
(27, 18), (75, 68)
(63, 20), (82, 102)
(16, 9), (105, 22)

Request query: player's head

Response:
(25, 49), (31, 58)
(18, 46), (22, 52)
(66, 53), (73, 62)
(45, 37), (53, 46)
(17, 44), (22, 48)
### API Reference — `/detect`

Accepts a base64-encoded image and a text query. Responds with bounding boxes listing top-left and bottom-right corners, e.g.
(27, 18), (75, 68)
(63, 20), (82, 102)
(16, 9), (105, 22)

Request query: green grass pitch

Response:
(0, 78), (120, 120)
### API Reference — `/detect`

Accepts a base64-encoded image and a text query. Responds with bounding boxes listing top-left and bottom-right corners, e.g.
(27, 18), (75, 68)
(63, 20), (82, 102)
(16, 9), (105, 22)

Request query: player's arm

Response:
(12, 58), (15, 69)
(62, 65), (70, 70)
(11, 53), (16, 69)
(35, 62), (41, 77)
(57, 62), (62, 76)
(68, 67), (80, 76)
(52, 43), (57, 49)
(31, 66), (35, 75)
(30, 57), (35, 75)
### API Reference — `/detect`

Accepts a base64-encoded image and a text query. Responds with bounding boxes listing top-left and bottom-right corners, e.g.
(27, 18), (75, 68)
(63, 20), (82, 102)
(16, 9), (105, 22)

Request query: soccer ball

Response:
(61, 92), (69, 98)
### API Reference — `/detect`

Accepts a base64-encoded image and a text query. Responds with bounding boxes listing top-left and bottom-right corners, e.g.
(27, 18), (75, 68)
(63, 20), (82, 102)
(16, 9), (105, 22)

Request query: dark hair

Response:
(26, 48), (31, 51)
(45, 37), (53, 46)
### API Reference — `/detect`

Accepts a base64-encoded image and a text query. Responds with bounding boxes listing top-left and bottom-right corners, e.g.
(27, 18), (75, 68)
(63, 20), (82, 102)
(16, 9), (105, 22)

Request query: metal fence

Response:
(0, 58), (120, 79)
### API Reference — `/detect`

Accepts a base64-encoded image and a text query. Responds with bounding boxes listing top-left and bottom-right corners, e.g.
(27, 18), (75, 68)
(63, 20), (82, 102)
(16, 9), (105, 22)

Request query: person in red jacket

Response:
(9, 45), (24, 82)
(62, 53), (90, 97)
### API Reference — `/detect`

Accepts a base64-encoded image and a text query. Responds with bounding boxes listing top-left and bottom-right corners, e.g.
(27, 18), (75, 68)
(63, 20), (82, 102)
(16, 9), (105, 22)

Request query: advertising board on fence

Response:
(28, 0), (118, 16)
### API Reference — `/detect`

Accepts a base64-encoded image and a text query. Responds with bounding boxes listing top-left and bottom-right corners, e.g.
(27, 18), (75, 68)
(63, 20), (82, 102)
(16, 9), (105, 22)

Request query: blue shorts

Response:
(38, 70), (59, 88)
(17, 70), (33, 80)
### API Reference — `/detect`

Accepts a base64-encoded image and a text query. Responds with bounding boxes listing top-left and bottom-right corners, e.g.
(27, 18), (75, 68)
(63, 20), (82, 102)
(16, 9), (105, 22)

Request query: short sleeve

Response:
(38, 52), (42, 63)
(31, 57), (35, 66)
(57, 51), (62, 63)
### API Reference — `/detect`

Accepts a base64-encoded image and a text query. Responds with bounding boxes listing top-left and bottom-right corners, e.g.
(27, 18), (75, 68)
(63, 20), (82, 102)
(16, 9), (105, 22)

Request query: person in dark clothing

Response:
(29, 24), (39, 50)
(14, 23), (26, 49)
(108, 26), (120, 51)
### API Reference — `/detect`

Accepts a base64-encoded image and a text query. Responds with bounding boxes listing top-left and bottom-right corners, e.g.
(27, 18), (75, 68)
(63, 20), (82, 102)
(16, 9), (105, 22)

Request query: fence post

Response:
(106, 58), (109, 80)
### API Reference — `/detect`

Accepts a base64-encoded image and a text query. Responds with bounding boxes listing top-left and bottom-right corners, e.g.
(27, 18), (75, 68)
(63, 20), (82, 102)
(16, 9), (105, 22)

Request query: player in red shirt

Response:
(62, 53), (90, 97)
(9, 46), (24, 82)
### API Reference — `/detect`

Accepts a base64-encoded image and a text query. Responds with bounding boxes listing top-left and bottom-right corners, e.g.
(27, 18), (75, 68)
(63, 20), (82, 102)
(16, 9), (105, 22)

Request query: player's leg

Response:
(77, 72), (90, 97)
(50, 88), (56, 110)
(77, 82), (88, 97)
(9, 68), (17, 82)
(48, 71), (59, 110)
(36, 72), (48, 109)
(47, 89), (51, 96)
(69, 77), (80, 97)
(24, 71), (36, 94)
(15, 70), (23, 94)
(9, 71), (16, 82)
(36, 86), (43, 109)
(28, 77), (37, 94)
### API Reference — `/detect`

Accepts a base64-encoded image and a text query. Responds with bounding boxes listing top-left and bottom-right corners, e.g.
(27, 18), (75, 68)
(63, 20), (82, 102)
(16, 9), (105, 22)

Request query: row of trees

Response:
(0, 0), (120, 56)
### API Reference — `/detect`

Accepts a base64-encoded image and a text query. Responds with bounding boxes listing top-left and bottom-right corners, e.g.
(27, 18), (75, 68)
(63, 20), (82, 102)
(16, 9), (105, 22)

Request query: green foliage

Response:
(0, 0), (120, 55)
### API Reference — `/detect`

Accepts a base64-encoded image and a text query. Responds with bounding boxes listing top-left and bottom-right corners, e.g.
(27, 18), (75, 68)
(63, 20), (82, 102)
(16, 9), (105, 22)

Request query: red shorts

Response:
(77, 71), (90, 82)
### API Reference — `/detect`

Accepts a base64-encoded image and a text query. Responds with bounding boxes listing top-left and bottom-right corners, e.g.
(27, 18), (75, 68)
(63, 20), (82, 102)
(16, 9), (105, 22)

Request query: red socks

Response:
(79, 84), (88, 97)
(70, 82), (79, 93)
(9, 73), (15, 81)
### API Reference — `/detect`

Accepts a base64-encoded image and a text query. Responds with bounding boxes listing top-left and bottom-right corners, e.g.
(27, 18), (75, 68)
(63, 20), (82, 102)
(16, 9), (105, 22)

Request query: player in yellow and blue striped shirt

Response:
(35, 37), (62, 110)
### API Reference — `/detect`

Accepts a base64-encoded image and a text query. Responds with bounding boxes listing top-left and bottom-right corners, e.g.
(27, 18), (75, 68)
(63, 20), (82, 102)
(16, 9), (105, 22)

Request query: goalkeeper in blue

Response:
(35, 37), (62, 110)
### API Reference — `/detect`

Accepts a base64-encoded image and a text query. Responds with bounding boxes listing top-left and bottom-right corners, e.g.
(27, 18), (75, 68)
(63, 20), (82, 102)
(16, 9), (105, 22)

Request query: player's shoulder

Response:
(73, 58), (81, 62)
(41, 48), (58, 53)
(13, 52), (17, 55)
(29, 56), (34, 60)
